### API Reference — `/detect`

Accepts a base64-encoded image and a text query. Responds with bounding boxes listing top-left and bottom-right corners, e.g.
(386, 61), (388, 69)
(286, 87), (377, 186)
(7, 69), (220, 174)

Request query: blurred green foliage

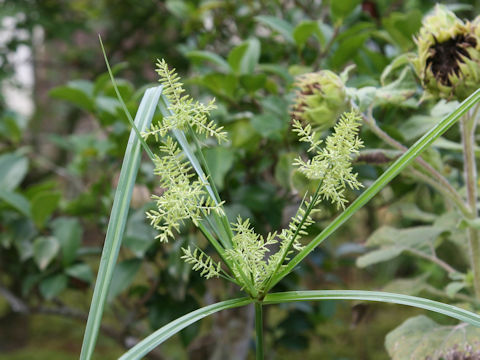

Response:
(2, 0), (480, 359)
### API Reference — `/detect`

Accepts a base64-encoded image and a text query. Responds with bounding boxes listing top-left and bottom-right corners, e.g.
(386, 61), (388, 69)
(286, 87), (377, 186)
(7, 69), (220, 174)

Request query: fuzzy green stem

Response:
(360, 105), (472, 217)
(461, 113), (480, 299)
(254, 302), (264, 360)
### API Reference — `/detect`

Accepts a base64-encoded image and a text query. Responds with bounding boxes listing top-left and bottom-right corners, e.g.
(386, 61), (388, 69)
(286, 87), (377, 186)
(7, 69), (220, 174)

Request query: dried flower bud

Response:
(291, 70), (348, 130)
(413, 5), (480, 101)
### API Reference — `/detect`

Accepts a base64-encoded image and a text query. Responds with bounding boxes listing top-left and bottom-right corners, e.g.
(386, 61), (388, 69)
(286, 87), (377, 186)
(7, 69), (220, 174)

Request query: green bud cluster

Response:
(291, 70), (349, 130)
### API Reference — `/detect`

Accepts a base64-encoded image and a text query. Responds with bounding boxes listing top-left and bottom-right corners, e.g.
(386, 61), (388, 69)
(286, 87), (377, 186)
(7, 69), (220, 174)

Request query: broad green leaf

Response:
(250, 113), (285, 140)
(0, 189), (31, 217)
(329, 23), (374, 69)
(356, 246), (403, 268)
(195, 73), (238, 100)
(186, 50), (230, 72)
(255, 15), (294, 44)
(239, 74), (266, 93)
(227, 38), (261, 75)
(31, 191), (61, 228)
(94, 62), (128, 95)
(107, 259), (142, 302)
(382, 275), (430, 296)
(356, 225), (444, 267)
(274, 152), (297, 189)
(385, 315), (480, 360)
(124, 210), (156, 257)
(51, 217), (82, 266)
(330, 0), (361, 21)
(33, 236), (60, 270)
(293, 20), (325, 48)
(382, 10), (422, 51)
(400, 100), (459, 141)
(50, 80), (94, 111)
(0, 153), (28, 191)
(445, 282), (466, 298)
(203, 147), (235, 191)
(66, 263), (94, 283)
(39, 273), (68, 300)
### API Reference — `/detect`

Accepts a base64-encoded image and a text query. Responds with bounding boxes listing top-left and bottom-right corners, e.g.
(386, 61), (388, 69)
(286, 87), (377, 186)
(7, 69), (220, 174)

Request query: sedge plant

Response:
(79, 37), (480, 360)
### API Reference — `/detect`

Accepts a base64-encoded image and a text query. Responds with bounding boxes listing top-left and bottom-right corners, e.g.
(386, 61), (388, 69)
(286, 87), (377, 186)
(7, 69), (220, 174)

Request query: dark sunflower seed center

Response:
(426, 34), (477, 86)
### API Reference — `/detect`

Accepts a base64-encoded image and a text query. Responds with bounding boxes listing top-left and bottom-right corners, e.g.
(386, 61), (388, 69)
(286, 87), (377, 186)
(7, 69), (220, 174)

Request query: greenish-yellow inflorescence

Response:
(143, 59), (227, 142)
(146, 137), (223, 243)
(292, 111), (364, 209)
(146, 60), (363, 295)
(413, 4), (480, 101)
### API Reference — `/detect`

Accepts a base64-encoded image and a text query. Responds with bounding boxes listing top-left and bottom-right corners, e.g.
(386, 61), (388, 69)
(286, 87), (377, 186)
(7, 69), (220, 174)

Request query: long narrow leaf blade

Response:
(263, 290), (480, 326)
(119, 297), (253, 360)
(271, 88), (480, 286)
(80, 86), (163, 360)
(119, 288), (480, 360)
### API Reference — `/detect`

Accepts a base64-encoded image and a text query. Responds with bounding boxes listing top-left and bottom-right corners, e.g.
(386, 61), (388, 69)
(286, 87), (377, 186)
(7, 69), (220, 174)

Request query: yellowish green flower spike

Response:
(413, 4), (480, 101)
(146, 136), (223, 243)
(291, 70), (349, 130)
(143, 59), (227, 142)
(145, 61), (364, 295)
(293, 111), (364, 209)
(181, 246), (222, 279)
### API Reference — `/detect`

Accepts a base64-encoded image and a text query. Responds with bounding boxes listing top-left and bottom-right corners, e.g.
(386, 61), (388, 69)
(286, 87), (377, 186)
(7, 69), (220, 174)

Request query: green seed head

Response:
(413, 4), (480, 101)
(291, 70), (348, 130)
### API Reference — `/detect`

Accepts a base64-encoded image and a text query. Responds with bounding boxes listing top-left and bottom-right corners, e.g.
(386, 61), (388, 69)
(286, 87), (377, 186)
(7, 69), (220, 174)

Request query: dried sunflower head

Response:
(413, 4), (480, 101)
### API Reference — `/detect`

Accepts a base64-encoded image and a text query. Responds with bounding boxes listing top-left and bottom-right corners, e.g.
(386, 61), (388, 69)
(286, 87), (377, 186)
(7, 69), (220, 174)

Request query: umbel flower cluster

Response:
(413, 4), (480, 101)
(145, 61), (363, 295)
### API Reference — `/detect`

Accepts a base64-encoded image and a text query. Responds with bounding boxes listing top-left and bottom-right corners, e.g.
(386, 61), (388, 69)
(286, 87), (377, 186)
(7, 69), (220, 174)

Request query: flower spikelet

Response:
(294, 111), (363, 209)
(143, 59), (227, 142)
(225, 218), (278, 291)
(181, 246), (222, 279)
(146, 136), (222, 242)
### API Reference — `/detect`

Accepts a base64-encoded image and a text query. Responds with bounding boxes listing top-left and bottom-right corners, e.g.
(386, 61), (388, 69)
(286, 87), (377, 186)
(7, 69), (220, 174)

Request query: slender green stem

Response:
(254, 302), (264, 360)
(360, 104), (471, 217)
(263, 180), (323, 294)
(99, 36), (155, 161)
(461, 112), (480, 299)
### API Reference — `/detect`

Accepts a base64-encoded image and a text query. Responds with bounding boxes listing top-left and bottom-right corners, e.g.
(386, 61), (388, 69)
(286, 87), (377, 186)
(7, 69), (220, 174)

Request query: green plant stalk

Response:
(80, 87), (162, 360)
(360, 104), (471, 217)
(461, 112), (480, 299)
(255, 302), (264, 360)
(99, 36), (155, 161)
(119, 290), (480, 360)
(262, 180), (323, 295)
(268, 88), (480, 289)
